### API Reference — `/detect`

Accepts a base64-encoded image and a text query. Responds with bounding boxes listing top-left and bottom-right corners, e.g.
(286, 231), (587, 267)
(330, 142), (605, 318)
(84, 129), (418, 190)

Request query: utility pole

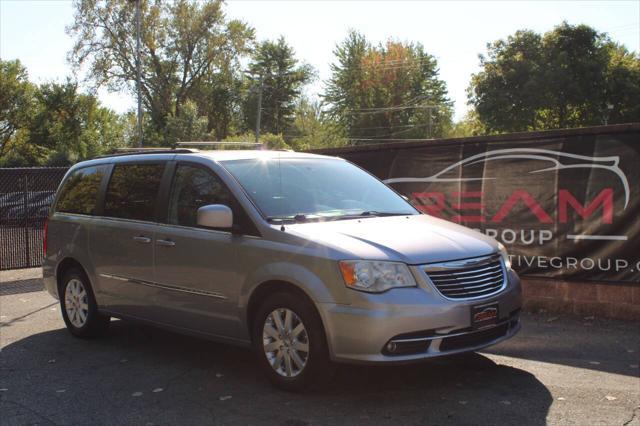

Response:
(255, 75), (263, 144)
(135, 0), (143, 147)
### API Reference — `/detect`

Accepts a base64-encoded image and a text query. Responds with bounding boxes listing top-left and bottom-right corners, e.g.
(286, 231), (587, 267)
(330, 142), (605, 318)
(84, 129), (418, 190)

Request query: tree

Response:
(288, 96), (348, 149)
(68, 0), (254, 144)
(191, 70), (243, 140)
(469, 22), (640, 132)
(603, 44), (640, 124)
(243, 37), (314, 136)
(468, 30), (544, 132)
(0, 60), (35, 156)
(165, 99), (209, 144)
(323, 31), (368, 133)
(0, 66), (128, 167)
(223, 131), (288, 150)
(541, 23), (610, 128)
(449, 111), (487, 138)
(324, 31), (453, 143)
(28, 81), (126, 165)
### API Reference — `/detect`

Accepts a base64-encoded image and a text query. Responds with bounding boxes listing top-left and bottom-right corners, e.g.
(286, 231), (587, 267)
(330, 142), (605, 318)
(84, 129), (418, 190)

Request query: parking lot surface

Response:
(1, 269), (639, 425)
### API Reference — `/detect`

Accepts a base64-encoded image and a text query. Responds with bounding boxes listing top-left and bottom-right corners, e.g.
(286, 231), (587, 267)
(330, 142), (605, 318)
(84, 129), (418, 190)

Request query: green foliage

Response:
(288, 97), (348, 150)
(191, 71), (244, 140)
(259, 133), (289, 150)
(605, 44), (640, 124)
(469, 30), (544, 132)
(29, 81), (126, 165)
(323, 31), (453, 144)
(0, 61), (127, 167)
(0, 60), (36, 156)
(222, 131), (288, 150)
(243, 37), (314, 136)
(165, 100), (210, 145)
(68, 0), (254, 143)
(0, 129), (49, 167)
(469, 22), (640, 132)
(448, 111), (487, 138)
(6, 10), (639, 166)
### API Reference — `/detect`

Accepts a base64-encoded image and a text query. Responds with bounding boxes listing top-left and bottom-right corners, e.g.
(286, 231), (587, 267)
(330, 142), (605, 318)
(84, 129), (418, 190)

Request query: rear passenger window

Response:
(103, 163), (165, 222)
(56, 165), (108, 215)
(168, 164), (232, 227)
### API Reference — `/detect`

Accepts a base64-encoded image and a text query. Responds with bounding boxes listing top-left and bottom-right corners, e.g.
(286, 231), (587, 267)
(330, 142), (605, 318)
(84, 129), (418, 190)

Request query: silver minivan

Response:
(43, 149), (522, 390)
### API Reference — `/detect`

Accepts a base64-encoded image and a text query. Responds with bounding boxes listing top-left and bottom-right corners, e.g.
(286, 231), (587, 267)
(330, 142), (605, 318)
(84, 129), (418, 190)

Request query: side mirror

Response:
(197, 204), (233, 229)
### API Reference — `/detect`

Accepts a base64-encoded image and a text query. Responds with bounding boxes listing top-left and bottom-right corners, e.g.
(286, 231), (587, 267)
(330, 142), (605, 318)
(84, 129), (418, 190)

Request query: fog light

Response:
(386, 342), (397, 353)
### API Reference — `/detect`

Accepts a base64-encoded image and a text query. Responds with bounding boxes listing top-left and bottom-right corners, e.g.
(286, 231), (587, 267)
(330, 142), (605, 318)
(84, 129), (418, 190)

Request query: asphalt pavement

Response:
(1, 268), (639, 426)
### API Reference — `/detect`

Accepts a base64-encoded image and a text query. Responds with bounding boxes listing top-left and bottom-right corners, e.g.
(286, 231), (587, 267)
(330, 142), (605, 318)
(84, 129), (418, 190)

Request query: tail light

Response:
(43, 219), (49, 257)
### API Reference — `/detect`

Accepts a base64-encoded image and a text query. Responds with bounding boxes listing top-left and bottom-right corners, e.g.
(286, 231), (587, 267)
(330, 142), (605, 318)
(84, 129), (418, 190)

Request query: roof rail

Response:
(95, 147), (198, 159)
(176, 141), (264, 149)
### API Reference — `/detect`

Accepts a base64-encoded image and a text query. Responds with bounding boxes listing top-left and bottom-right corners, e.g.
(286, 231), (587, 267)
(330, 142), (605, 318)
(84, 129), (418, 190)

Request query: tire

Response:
(252, 291), (334, 392)
(59, 267), (110, 338)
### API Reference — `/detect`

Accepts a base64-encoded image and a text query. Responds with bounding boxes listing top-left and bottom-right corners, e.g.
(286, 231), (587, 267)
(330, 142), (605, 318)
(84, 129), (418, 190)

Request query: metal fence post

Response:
(23, 170), (30, 267)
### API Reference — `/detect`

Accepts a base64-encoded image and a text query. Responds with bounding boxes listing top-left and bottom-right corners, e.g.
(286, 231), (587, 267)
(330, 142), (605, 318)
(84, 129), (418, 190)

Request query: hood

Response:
(283, 214), (498, 265)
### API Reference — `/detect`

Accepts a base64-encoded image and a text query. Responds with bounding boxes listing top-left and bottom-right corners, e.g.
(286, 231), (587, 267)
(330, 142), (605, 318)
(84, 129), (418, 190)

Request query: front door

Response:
(153, 162), (244, 339)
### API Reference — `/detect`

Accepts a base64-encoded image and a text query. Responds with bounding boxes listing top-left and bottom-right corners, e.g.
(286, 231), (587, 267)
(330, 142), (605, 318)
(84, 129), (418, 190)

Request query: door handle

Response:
(133, 236), (152, 244)
(156, 239), (176, 247)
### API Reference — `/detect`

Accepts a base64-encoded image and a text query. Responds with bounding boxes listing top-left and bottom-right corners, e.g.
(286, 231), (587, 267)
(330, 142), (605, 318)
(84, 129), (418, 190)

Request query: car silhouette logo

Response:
(383, 148), (630, 209)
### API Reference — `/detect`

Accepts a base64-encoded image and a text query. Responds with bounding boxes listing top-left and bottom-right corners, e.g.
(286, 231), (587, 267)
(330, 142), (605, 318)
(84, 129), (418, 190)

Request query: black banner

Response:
(314, 124), (640, 283)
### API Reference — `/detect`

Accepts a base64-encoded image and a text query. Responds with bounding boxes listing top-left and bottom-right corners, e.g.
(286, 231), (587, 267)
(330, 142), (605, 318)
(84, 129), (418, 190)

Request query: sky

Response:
(1, 0), (638, 121)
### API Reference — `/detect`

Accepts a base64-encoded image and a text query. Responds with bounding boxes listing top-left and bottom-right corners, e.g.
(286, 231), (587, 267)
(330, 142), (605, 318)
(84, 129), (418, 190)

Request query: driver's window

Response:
(168, 164), (232, 227)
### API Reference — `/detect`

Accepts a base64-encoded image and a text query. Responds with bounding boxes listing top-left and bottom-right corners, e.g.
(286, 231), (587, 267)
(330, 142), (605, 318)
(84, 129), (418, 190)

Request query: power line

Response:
(360, 60), (438, 73)
(340, 58), (435, 74)
(363, 62), (433, 72)
(376, 122), (433, 138)
(341, 95), (430, 117)
(361, 57), (434, 69)
(345, 104), (440, 115)
(347, 138), (435, 142)
(350, 123), (416, 130)
(349, 122), (434, 140)
(373, 56), (427, 65)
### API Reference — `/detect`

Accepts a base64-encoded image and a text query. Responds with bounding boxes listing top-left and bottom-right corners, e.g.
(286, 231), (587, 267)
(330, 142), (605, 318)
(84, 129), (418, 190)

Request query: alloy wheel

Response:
(262, 308), (309, 377)
(65, 278), (89, 328)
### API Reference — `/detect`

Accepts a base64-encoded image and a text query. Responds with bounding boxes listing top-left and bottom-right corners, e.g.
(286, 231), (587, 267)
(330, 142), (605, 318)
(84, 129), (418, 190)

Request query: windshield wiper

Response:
(266, 214), (312, 223)
(268, 211), (411, 223)
(359, 211), (409, 217)
(326, 211), (412, 221)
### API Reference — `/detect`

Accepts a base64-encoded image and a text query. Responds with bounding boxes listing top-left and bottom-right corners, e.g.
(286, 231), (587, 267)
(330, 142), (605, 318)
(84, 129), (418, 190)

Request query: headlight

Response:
(339, 260), (417, 293)
(498, 243), (512, 269)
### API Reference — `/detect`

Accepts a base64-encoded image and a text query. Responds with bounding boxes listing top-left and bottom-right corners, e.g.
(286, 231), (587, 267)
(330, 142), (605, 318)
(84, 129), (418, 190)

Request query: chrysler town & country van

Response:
(43, 149), (522, 390)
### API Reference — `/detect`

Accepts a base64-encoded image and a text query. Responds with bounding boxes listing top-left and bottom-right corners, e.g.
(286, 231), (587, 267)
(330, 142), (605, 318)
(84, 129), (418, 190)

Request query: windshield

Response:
(221, 157), (417, 222)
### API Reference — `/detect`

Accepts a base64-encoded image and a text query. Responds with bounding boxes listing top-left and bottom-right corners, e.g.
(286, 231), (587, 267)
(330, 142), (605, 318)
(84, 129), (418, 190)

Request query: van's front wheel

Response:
(252, 292), (332, 391)
(60, 268), (110, 338)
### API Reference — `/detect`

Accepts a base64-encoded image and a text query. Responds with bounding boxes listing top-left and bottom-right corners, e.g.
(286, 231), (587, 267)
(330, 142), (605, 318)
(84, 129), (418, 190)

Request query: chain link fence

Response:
(0, 167), (69, 270)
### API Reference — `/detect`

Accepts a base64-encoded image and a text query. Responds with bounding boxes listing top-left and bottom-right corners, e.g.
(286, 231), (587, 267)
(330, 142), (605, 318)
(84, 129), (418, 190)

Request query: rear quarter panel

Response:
(43, 214), (99, 300)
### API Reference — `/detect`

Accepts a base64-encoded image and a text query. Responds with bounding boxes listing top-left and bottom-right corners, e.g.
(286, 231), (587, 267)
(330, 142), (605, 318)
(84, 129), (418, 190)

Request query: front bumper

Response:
(318, 268), (522, 364)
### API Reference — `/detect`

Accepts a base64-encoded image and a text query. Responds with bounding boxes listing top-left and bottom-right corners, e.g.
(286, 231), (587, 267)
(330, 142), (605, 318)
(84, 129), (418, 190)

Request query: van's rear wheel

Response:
(252, 291), (333, 391)
(60, 268), (109, 338)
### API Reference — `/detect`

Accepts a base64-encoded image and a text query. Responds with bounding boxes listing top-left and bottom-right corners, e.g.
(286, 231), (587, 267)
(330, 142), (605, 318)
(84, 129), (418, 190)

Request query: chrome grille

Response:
(423, 255), (506, 300)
